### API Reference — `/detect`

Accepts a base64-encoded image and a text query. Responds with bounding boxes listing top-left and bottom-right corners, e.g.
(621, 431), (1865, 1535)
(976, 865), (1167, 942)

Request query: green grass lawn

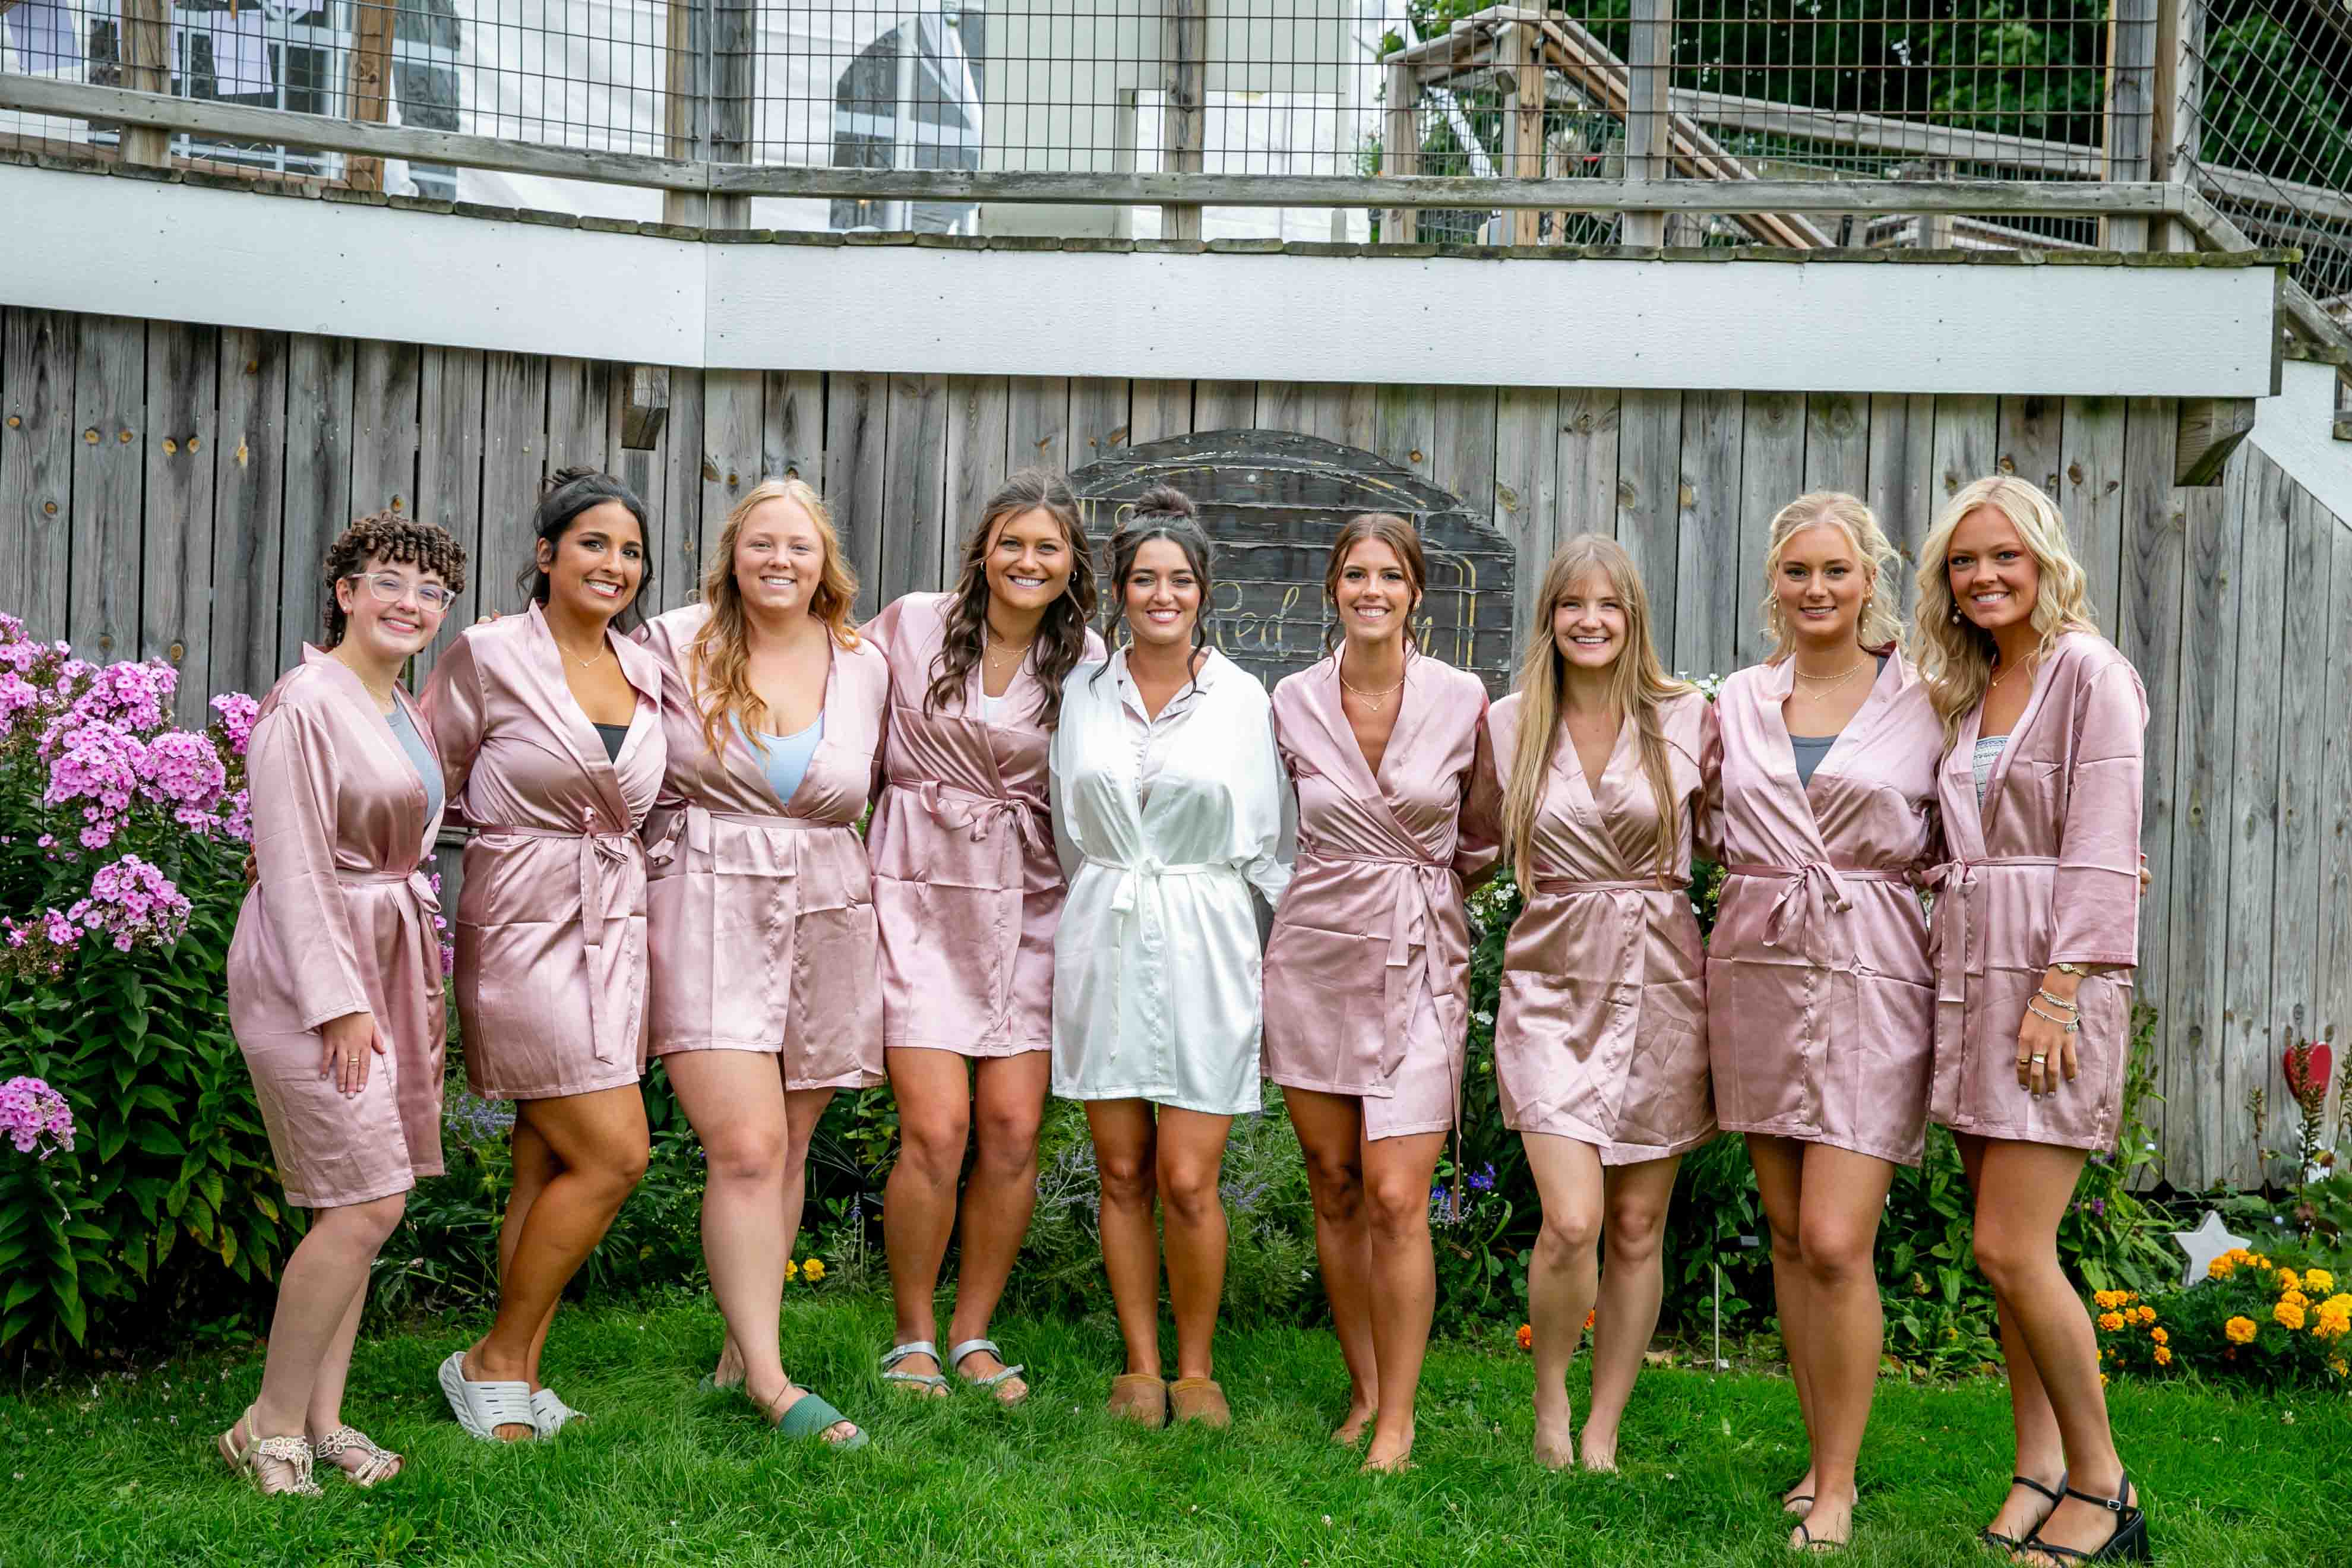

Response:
(0, 1294), (2341, 1566)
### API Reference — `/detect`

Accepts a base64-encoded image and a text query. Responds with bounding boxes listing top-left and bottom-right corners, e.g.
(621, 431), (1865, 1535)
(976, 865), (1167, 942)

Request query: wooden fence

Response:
(1, 303), (2345, 1190)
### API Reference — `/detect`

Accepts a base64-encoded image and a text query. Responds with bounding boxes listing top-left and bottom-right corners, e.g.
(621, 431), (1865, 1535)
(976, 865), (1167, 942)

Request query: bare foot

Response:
(2018, 1476), (2136, 1567)
(1578, 1426), (1618, 1473)
(461, 1345), (536, 1441)
(1982, 1472), (2063, 1547)
(1361, 1425), (1415, 1475)
(753, 1380), (862, 1446)
(1331, 1396), (1377, 1445)
(950, 1343), (1029, 1406)
(1791, 1493), (1852, 1553)
(709, 1337), (745, 1392)
(1783, 1468), (1818, 1515)
(1532, 1396), (1576, 1471)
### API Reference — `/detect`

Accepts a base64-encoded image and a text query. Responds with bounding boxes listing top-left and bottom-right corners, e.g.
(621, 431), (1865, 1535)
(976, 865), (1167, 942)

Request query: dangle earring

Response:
(1949, 602), (1962, 624)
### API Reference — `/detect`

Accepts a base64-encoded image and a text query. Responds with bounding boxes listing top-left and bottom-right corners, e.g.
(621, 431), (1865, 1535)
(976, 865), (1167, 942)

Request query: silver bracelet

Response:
(2035, 987), (2081, 1013)
(2027, 999), (2081, 1033)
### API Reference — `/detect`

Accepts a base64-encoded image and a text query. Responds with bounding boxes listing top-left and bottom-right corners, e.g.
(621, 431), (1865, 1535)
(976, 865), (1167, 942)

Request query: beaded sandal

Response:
(217, 1409), (323, 1497)
(311, 1425), (404, 1488)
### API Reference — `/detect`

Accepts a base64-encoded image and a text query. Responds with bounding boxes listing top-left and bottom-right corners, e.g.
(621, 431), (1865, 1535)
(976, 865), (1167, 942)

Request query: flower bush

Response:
(2096, 1246), (2352, 1386)
(0, 614), (290, 1351)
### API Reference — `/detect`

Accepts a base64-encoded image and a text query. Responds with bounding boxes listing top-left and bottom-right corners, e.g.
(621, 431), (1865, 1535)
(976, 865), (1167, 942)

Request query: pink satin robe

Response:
(1262, 654), (1501, 1140)
(421, 603), (666, 1101)
(229, 647), (448, 1208)
(865, 592), (1106, 1057)
(1706, 652), (1942, 1166)
(636, 605), (889, 1089)
(1489, 688), (1719, 1164)
(1928, 631), (2146, 1150)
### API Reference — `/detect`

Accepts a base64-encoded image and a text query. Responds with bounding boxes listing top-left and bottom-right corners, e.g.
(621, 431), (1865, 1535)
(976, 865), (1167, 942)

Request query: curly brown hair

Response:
(320, 513), (470, 647)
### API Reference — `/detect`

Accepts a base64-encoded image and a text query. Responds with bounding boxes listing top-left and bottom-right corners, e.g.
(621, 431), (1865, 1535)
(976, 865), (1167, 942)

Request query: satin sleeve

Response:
(2048, 661), (2146, 970)
(1241, 710), (1297, 911)
(418, 633), (489, 818)
(1693, 694), (1726, 868)
(1454, 700), (1504, 892)
(1048, 716), (1082, 886)
(245, 701), (371, 1030)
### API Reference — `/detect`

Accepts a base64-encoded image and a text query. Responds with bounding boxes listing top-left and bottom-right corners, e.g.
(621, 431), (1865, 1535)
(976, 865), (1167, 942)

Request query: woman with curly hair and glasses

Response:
(221, 513), (467, 1494)
(864, 469), (1104, 1408)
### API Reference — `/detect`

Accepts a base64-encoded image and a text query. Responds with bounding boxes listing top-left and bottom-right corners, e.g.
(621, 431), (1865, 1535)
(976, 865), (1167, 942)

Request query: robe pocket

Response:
(1263, 922), (1390, 1089)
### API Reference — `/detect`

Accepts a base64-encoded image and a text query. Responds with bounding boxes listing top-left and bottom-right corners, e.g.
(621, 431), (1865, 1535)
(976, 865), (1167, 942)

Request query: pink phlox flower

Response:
(0, 1076), (76, 1159)
(208, 692), (260, 757)
(64, 855), (192, 953)
(221, 787), (253, 845)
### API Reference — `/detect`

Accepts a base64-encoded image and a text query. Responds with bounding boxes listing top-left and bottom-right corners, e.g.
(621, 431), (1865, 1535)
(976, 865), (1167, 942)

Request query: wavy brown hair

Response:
(1502, 535), (1693, 887)
(1321, 512), (1426, 652)
(688, 478), (861, 758)
(926, 469), (1100, 728)
(320, 513), (469, 647)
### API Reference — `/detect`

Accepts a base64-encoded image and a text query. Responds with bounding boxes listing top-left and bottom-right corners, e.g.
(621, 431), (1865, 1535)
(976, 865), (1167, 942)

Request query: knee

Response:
(897, 1108), (972, 1177)
(1096, 1150), (1156, 1211)
(1795, 1218), (1876, 1289)
(349, 1191), (408, 1248)
(1362, 1173), (1428, 1242)
(1605, 1200), (1668, 1266)
(1970, 1217), (2049, 1291)
(1302, 1152), (1365, 1225)
(703, 1121), (788, 1188)
(969, 1107), (1041, 1178)
(1536, 1204), (1601, 1264)
(1157, 1163), (1224, 1229)
(584, 1134), (650, 1197)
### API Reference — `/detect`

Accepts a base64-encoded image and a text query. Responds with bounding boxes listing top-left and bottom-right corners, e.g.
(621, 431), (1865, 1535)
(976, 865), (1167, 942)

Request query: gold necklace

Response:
(1989, 651), (2037, 694)
(558, 636), (608, 671)
(984, 626), (1035, 666)
(1790, 656), (1867, 693)
(1337, 652), (1408, 711)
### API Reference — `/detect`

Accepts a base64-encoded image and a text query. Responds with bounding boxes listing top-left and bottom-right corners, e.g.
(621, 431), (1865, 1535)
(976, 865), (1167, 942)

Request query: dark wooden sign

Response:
(1069, 430), (1519, 696)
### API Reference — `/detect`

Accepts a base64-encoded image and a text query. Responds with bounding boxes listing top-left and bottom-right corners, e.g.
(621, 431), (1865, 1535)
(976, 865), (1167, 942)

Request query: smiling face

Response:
(1774, 521), (1872, 649)
(1946, 503), (2043, 634)
(539, 500), (644, 624)
(731, 494), (829, 619)
(1335, 536), (1415, 645)
(336, 555), (451, 664)
(984, 506), (1076, 614)
(1550, 567), (1627, 672)
(1121, 536), (1203, 650)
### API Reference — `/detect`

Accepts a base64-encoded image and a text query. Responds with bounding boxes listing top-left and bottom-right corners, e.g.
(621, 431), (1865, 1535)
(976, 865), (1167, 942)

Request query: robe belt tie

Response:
(1084, 855), (1219, 919)
(644, 802), (834, 865)
(473, 821), (644, 1064)
(1728, 862), (1912, 970)
(1921, 855), (2063, 1006)
(336, 864), (445, 1020)
(1298, 849), (1462, 1132)
(915, 782), (1047, 1039)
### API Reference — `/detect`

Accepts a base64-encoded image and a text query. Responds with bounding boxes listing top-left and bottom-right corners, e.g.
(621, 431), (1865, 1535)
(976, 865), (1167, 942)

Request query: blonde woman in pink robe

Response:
(866, 470), (1105, 1408)
(1917, 476), (2151, 1565)
(638, 478), (881, 1447)
(1263, 513), (1500, 1473)
(219, 515), (467, 1495)
(423, 469), (666, 1444)
(1488, 534), (1718, 1475)
(1708, 493), (1940, 1551)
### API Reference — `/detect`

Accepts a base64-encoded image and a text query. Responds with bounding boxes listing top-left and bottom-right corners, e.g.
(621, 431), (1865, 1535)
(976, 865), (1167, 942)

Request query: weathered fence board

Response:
(1734, 390), (1804, 667)
(1, 311), (77, 640)
(658, 366), (705, 608)
(2221, 450), (2291, 1181)
(943, 375), (1011, 580)
(2270, 479), (2333, 1177)
(1676, 388), (1745, 679)
(69, 316), (146, 663)
(1864, 391), (1934, 613)
(1556, 388), (1621, 544)
(2321, 524), (2352, 1137)
(1996, 394), (2063, 500)
(477, 352), (547, 616)
(698, 368), (763, 579)
(141, 322), (216, 725)
(350, 339), (422, 520)
(823, 371), (889, 614)
(277, 334), (356, 663)
(2061, 396), (2129, 624)
(1802, 391), (1869, 498)
(1614, 389), (1683, 659)
(1932, 394), (1999, 510)
(210, 329), (286, 702)
(1493, 385), (1560, 640)
(1128, 380), (1194, 447)
(881, 374), (949, 620)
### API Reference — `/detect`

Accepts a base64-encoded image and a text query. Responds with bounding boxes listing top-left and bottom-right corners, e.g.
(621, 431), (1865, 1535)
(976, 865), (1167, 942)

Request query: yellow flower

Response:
(2225, 1316), (2258, 1345)
(801, 1257), (826, 1282)
(2274, 1298), (2306, 1332)
(2150, 1327), (2168, 1346)
(785, 1258), (801, 1281)
(2276, 1269), (2302, 1297)
(2283, 1289), (2309, 1312)
(2304, 1268), (2334, 1294)
(2208, 1256), (2237, 1280)
(2154, 1346), (2173, 1367)
(2092, 1289), (2118, 1310)
(2332, 1357), (2348, 1379)
(2313, 1296), (2352, 1341)
(2137, 1304), (2157, 1325)
(2097, 1311), (2126, 1332)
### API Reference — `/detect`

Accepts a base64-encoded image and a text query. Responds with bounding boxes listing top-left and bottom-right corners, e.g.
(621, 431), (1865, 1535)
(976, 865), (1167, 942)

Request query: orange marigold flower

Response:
(2276, 1268), (2302, 1297)
(2331, 1357), (2348, 1379)
(2092, 1289), (2120, 1310)
(2153, 1346), (2173, 1367)
(2275, 1298), (2307, 1332)
(2208, 1257), (2236, 1280)
(2137, 1305), (2157, 1325)
(2149, 1327), (2168, 1346)
(1584, 1309), (1597, 1332)
(2225, 1316), (2258, 1345)
(2097, 1311), (2126, 1332)
(1516, 1323), (1533, 1351)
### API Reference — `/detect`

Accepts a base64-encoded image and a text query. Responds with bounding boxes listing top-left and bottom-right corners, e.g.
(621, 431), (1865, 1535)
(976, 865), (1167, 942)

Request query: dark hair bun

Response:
(542, 465), (600, 497)
(1133, 484), (1198, 523)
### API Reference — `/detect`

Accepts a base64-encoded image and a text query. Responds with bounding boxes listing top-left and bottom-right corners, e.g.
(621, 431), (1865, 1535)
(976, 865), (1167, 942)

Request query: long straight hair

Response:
(1502, 535), (1692, 887)
(1911, 475), (2100, 744)
(687, 478), (861, 758)
(926, 469), (1099, 728)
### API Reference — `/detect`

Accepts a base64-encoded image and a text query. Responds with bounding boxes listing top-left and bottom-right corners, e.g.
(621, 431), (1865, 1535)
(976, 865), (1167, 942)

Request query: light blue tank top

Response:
(385, 702), (443, 826)
(736, 713), (824, 810)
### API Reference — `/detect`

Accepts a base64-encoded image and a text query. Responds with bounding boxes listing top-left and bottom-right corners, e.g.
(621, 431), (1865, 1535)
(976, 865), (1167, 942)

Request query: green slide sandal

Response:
(772, 1389), (868, 1450)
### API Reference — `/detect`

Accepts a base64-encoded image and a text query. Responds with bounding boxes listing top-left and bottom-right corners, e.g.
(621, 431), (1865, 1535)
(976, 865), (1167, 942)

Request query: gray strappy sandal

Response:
(950, 1338), (1028, 1405)
(880, 1340), (949, 1396)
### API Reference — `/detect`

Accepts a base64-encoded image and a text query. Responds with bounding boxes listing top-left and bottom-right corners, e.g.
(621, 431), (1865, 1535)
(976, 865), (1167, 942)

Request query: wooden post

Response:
(2150, 0), (2204, 251)
(1383, 57), (1418, 245)
(345, 2), (397, 193)
(2105, 0), (2159, 250)
(1910, 158), (1955, 248)
(663, 0), (747, 229)
(118, 0), (170, 167)
(1161, 0), (1207, 241)
(1621, 0), (1673, 247)
(1503, 21), (1544, 246)
(620, 366), (672, 452)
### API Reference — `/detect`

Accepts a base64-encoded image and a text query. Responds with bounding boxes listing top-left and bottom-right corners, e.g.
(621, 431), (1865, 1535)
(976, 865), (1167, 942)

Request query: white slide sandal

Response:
(439, 1351), (536, 1442)
(531, 1386), (587, 1436)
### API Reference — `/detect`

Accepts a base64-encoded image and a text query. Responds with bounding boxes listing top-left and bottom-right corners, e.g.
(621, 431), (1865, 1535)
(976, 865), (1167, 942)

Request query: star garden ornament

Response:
(2171, 1209), (2250, 1289)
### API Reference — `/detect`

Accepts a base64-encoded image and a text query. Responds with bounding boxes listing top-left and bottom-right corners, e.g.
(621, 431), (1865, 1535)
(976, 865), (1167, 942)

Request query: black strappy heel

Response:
(2019, 1469), (2149, 1563)
(1980, 1472), (2066, 1552)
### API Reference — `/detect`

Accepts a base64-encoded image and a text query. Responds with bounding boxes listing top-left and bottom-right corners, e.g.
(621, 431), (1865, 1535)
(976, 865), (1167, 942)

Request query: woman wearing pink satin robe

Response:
(220, 514), (467, 1496)
(640, 477), (880, 1447)
(867, 469), (1104, 1408)
(1487, 534), (1717, 1476)
(1263, 513), (1500, 1473)
(1918, 476), (2151, 1564)
(423, 469), (666, 1444)
(1707, 493), (1940, 1551)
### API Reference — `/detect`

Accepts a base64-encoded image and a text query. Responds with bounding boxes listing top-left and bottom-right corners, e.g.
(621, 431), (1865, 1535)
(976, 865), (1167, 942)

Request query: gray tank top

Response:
(385, 702), (443, 826)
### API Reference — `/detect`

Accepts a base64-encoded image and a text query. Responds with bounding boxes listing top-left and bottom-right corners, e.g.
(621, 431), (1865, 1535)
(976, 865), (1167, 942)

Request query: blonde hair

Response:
(1911, 475), (2100, 743)
(1759, 491), (1906, 659)
(1502, 535), (1692, 888)
(688, 478), (862, 758)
